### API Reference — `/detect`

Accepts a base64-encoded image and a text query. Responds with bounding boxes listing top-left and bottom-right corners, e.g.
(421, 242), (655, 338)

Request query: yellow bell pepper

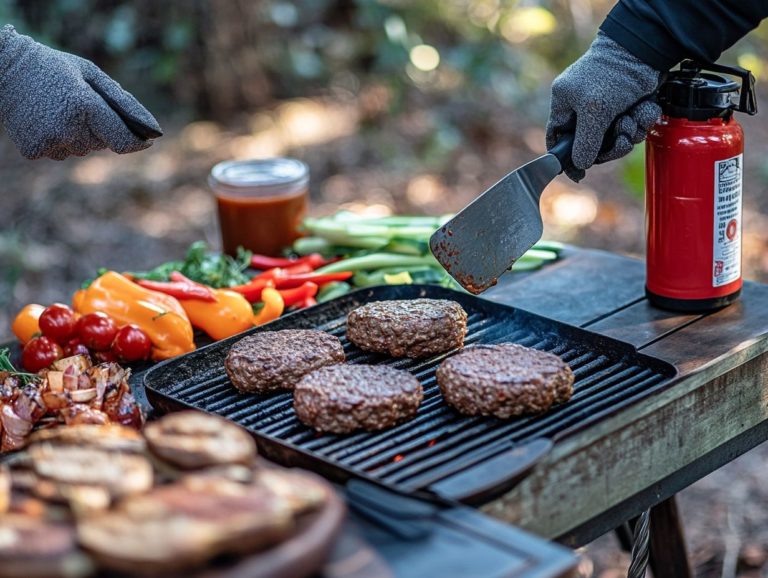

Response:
(72, 271), (195, 361)
(11, 304), (45, 345)
(253, 287), (285, 326)
(179, 288), (254, 341)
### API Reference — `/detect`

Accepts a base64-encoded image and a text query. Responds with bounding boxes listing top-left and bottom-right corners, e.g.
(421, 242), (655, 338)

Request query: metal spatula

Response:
(429, 134), (574, 294)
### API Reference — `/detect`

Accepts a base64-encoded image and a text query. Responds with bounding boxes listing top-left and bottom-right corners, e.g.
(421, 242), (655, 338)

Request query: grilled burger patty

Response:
(437, 343), (574, 418)
(225, 329), (345, 393)
(293, 364), (423, 433)
(346, 298), (468, 358)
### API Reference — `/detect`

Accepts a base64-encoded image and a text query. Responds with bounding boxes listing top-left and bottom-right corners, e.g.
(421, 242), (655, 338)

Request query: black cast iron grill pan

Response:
(144, 285), (676, 505)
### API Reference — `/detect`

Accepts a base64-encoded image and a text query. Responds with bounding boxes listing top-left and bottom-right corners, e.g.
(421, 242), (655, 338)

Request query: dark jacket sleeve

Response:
(600, 0), (768, 71)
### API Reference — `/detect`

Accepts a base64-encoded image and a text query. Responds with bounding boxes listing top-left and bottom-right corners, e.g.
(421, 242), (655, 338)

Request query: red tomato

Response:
(39, 303), (78, 343)
(76, 312), (118, 351)
(111, 325), (152, 362)
(62, 338), (90, 358)
(22, 336), (63, 372)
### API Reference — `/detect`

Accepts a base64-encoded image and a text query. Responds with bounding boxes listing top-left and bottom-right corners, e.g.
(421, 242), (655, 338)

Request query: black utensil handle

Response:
(549, 133), (575, 173)
(346, 479), (439, 519)
(428, 438), (552, 506)
(550, 95), (658, 173)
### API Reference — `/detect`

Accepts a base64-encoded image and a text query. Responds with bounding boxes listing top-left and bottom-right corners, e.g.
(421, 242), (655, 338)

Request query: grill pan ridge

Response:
(144, 285), (676, 496)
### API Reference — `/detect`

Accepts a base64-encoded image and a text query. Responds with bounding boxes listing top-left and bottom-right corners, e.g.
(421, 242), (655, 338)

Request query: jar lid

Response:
(209, 158), (309, 197)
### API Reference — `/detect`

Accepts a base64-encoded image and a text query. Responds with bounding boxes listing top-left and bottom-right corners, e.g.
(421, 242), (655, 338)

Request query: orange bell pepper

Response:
(253, 288), (284, 326)
(11, 304), (45, 345)
(72, 271), (195, 361)
(179, 288), (254, 341)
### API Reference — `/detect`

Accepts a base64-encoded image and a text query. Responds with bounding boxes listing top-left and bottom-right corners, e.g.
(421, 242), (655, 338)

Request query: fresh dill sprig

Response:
(0, 348), (39, 385)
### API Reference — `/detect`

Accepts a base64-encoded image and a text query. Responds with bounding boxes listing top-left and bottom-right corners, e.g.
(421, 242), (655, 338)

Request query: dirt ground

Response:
(3, 92), (768, 577)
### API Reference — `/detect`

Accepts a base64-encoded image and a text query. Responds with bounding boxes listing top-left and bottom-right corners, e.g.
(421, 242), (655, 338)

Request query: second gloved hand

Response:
(546, 31), (662, 182)
(0, 25), (162, 160)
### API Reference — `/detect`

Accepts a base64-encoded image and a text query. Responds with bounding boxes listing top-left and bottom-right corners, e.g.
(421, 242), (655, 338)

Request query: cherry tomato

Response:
(76, 312), (118, 351)
(22, 336), (63, 373)
(111, 325), (152, 362)
(11, 304), (45, 345)
(39, 303), (78, 343)
(62, 338), (90, 358)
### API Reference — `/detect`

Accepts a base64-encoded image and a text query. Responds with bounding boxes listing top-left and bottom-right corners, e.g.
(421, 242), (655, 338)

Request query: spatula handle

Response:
(549, 132), (575, 173)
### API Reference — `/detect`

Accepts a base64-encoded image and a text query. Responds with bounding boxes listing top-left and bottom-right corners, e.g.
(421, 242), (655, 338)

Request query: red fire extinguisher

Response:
(646, 61), (757, 312)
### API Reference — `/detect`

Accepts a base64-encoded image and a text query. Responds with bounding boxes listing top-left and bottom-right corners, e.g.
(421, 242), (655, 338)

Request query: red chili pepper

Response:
(254, 263), (314, 281)
(250, 253), (337, 271)
(278, 282), (318, 307)
(299, 296), (318, 308)
(250, 255), (300, 269)
(135, 280), (216, 302)
(272, 271), (354, 289)
(169, 271), (205, 287)
(228, 278), (274, 303)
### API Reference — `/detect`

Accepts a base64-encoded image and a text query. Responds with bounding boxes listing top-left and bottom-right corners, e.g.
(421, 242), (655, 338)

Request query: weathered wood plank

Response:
(584, 300), (702, 349)
(485, 249), (646, 326)
(641, 281), (768, 376)
(480, 347), (768, 544)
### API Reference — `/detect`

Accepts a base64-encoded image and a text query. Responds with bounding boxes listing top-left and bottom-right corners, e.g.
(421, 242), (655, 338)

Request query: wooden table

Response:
(479, 246), (768, 577)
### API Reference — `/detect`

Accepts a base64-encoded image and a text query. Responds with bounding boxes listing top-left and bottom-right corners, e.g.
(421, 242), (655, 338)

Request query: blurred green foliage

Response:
(1, 0), (610, 120)
(3, 1), (767, 186)
(5, 2), (766, 120)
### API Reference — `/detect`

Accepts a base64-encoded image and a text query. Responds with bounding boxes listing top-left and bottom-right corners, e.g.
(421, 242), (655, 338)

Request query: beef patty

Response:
(346, 299), (467, 358)
(436, 343), (574, 418)
(225, 329), (345, 394)
(293, 364), (423, 433)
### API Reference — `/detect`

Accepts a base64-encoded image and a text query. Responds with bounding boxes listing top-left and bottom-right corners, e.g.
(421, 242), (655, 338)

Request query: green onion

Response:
(316, 253), (439, 273)
(317, 282), (353, 302)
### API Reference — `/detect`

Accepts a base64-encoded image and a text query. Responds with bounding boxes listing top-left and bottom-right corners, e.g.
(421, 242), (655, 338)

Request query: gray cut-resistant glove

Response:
(546, 31), (662, 182)
(0, 25), (162, 160)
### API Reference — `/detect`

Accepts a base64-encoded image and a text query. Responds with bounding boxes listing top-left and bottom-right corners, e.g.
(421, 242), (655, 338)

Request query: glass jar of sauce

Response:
(209, 158), (309, 256)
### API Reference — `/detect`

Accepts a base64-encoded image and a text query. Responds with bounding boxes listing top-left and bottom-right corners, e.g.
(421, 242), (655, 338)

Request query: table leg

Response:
(648, 496), (693, 578)
(614, 522), (634, 552)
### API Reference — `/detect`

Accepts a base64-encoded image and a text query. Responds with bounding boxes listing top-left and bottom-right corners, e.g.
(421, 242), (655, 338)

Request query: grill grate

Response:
(145, 285), (676, 493)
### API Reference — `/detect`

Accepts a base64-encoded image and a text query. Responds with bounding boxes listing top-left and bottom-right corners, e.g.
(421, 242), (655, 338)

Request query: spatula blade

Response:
(430, 153), (562, 294)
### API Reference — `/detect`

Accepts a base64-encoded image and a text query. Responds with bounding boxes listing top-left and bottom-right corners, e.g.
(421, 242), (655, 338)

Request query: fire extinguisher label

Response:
(713, 154), (742, 287)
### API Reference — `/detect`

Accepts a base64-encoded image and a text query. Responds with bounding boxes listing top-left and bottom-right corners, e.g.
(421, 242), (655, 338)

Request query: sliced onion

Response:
(1, 404), (32, 438)
(63, 366), (79, 391)
(70, 389), (97, 403)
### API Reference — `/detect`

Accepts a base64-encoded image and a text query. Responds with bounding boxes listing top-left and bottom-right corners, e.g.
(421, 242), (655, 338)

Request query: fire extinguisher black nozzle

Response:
(659, 60), (757, 121)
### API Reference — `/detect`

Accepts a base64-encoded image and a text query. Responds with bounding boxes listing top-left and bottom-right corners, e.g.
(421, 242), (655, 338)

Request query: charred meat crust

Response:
(294, 364), (423, 433)
(436, 343), (574, 418)
(346, 299), (467, 358)
(225, 329), (345, 393)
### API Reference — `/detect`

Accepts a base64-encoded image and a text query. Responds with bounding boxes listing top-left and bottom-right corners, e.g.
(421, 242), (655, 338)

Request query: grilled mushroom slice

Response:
(144, 411), (256, 469)
(78, 476), (292, 575)
(28, 424), (146, 453)
(0, 514), (93, 578)
(255, 468), (328, 514)
(0, 464), (10, 514)
(28, 443), (153, 503)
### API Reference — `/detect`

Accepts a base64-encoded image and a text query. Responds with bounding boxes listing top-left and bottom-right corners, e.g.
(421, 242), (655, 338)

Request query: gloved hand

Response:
(0, 25), (162, 160)
(546, 31), (662, 182)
